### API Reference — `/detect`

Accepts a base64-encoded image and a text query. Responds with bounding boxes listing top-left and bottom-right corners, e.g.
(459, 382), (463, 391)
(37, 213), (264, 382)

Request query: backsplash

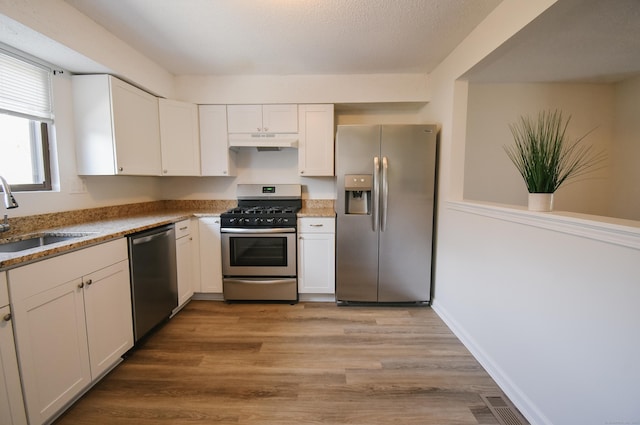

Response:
(2, 199), (333, 238)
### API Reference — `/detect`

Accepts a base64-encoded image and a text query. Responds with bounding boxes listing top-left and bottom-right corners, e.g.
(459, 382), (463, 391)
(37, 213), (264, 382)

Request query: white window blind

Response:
(0, 49), (53, 122)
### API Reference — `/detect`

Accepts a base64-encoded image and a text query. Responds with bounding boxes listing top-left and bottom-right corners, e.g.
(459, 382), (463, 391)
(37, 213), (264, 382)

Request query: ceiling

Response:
(463, 0), (640, 83)
(62, 0), (502, 76)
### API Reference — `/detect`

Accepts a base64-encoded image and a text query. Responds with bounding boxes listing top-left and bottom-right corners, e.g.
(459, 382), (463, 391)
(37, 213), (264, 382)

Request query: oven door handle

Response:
(221, 227), (296, 234)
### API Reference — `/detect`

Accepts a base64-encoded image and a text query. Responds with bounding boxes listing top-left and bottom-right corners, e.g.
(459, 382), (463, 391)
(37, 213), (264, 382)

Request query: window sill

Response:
(446, 200), (640, 250)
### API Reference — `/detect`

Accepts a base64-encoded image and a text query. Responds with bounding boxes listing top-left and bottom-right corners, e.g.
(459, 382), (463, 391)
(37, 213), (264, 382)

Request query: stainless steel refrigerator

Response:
(335, 124), (437, 304)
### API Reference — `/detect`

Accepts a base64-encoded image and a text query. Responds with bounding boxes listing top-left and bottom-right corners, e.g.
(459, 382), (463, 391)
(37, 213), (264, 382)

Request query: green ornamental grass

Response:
(504, 110), (606, 194)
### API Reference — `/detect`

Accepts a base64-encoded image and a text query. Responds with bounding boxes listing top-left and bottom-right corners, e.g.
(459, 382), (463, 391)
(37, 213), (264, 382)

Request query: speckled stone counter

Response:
(299, 199), (335, 217)
(0, 199), (336, 270)
(0, 200), (234, 270)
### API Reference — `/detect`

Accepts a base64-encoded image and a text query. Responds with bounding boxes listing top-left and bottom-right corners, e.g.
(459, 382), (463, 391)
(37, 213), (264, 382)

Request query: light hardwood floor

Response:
(54, 301), (510, 425)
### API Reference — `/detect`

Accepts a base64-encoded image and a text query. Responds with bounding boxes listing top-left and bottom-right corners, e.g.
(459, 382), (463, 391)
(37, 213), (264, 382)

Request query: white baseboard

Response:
(431, 300), (551, 425)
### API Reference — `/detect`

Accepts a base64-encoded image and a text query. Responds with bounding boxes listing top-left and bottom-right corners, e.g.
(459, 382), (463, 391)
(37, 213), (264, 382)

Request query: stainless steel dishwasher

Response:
(128, 224), (178, 342)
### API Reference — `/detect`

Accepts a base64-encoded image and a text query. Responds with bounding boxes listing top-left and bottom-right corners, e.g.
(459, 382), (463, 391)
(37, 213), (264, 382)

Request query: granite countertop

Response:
(0, 211), (198, 270)
(0, 201), (335, 270)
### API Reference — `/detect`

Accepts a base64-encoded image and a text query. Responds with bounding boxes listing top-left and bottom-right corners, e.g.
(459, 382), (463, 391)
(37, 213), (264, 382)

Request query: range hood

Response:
(228, 133), (299, 150)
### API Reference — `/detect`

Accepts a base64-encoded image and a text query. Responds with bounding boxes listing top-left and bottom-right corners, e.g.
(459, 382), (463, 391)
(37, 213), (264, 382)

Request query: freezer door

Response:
(378, 125), (437, 302)
(335, 125), (381, 302)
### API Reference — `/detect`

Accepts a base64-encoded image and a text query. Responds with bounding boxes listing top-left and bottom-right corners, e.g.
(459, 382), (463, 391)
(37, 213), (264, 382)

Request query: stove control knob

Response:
(254, 217), (263, 225)
(266, 218), (275, 224)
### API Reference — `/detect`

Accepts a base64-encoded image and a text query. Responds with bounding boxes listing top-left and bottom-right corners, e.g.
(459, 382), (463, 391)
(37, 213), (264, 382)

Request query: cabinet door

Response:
(1, 275), (28, 425)
(159, 98), (201, 176)
(111, 76), (162, 175)
(298, 104), (334, 176)
(176, 234), (194, 307)
(84, 260), (133, 380)
(262, 104), (298, 133)
(199, 217), (223, 293)
(11, 278), (91, 425)
(199, 105), (237, 176)
(0, 304), (28, 425)
(227, 105), (262, 133)
(298, 232), (336, 294)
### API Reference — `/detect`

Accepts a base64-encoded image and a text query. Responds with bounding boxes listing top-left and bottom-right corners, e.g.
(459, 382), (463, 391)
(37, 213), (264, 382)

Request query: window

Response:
(0, 47), (54, 192)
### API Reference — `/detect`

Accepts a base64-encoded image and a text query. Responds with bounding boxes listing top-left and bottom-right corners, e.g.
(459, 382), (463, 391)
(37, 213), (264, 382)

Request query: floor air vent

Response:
(481, 395), (530, 425)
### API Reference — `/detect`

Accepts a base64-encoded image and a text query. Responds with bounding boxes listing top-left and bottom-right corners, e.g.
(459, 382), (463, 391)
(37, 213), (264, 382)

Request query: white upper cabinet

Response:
(227, 104), (298, 133)
(159, 98), (201, 176)
(199, 105), (237, 176)
(73, 74), (162, 176)
(298, 104), (335, 176)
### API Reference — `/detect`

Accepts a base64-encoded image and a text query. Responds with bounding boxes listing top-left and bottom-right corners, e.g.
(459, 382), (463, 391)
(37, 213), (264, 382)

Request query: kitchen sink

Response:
(0, 233), (93, 253)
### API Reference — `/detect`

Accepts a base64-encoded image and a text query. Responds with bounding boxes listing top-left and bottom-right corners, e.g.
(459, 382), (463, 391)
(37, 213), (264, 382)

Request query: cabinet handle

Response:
(78, 282), (84, 288)
(263, 127), (268, 132)
(189, 237), (193, 241)
(118, 167), (124, 172)
(257, 127), (261, 132)
(86, 279), (93, 285)
(179, 226), (188, 231)
(310, 224), (324, 227)
(163, 169), (168, 174)
(3, 313), (10, 322)
(300, 170), (305, 174)
(223, 170), (227, 175)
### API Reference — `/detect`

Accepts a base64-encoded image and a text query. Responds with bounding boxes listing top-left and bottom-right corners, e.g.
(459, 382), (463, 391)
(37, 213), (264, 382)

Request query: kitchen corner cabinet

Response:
(298, 104), (335, 176)
(73, 74), (162, 176)
(175, 219), (195, 310)
(227, 104), (298, 133)
(297, 217), (336, 294)
(0, 272), (27, 425)
(198, 217), (223, 293)
(8, 239), (133, 425)
(159, 99), (201, 176)
(199, 105), (237, 176)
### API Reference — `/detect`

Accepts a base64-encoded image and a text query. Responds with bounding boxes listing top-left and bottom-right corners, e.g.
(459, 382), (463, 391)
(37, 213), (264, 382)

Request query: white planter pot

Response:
(528, 193), (554, 212)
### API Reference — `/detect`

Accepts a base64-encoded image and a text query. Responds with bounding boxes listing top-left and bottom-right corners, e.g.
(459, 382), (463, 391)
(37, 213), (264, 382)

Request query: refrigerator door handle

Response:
(373, 156), (380, 231)
(381, 156), (388, 231)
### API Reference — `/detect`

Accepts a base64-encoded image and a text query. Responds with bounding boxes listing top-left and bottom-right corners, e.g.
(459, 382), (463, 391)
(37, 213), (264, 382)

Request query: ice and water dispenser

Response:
(344, 174), (372, 215)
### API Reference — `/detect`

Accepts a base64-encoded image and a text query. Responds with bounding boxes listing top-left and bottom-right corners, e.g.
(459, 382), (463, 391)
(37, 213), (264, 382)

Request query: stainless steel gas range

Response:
(220, 184), (301, 302)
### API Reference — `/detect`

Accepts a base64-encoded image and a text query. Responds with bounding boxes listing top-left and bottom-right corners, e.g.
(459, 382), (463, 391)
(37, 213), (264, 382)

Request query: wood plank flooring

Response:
(54, 301), (510, 425)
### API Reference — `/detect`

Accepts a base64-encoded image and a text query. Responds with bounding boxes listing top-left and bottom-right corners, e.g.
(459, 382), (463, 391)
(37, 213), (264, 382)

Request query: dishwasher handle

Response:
(131, 228), (172, 245)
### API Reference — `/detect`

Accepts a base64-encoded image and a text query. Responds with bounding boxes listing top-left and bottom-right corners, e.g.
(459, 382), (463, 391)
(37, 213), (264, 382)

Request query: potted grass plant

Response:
(504, 109), (606, 212)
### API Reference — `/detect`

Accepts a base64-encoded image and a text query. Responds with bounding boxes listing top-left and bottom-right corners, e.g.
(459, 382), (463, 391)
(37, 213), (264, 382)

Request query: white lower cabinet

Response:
(297, 217), (336, 295)
(0, 272), (27, 425)
(198, 217), (223, 293)
(8, 239), (133, 425)
(175, 219), (195, 309)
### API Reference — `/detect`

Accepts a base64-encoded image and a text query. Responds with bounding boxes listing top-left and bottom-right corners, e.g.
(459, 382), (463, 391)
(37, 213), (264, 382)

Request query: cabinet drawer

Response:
(298, 218), (335, 233)
(175, 219), (191, 239)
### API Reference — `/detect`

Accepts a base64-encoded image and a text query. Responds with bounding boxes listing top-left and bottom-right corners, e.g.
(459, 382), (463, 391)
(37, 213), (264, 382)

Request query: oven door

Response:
(221, 227), (297, 277)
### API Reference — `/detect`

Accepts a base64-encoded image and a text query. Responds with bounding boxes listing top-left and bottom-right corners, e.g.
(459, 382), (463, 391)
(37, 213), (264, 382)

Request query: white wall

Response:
(611, 75), (640, 221)
(435, 203), (640, 425)
(463, 82), (613, 216)
(426, 0), (640, 424)
(158, 148), (335, 201)
(174, 74), (429, 104)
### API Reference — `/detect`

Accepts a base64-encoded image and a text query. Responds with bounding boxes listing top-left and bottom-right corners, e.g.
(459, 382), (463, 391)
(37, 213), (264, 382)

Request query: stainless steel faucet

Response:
(0, 175), (19, 233)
